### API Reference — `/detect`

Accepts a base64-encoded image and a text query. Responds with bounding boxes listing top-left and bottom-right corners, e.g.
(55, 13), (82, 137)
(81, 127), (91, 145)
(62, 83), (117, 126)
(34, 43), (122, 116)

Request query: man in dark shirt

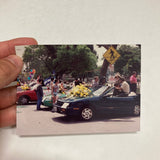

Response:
(36, 79), (43, 110)
(74, 78), (80, 86)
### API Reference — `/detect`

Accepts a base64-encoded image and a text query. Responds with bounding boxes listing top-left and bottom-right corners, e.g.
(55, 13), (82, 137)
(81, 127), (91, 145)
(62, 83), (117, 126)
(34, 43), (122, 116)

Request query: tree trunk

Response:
(99, 59), (109, 84)
(98, 45), (117, 85)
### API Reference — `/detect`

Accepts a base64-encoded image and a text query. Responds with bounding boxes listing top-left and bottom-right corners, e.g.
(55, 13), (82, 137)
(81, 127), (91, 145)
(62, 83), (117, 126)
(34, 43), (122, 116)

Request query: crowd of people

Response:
(32, 71), (139, 111)
(113, 71), (138, 97)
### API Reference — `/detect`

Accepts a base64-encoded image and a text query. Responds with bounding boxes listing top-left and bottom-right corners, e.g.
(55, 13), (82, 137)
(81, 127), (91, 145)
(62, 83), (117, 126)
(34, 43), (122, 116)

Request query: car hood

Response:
(17, 89), (33, 93)
(59, 95), (99, 103)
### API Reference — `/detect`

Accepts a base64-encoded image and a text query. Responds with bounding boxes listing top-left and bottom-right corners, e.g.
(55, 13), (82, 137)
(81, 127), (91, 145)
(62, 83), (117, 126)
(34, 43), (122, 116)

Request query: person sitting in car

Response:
(113, 73), (121, 96)
(114, 76), (130, 97)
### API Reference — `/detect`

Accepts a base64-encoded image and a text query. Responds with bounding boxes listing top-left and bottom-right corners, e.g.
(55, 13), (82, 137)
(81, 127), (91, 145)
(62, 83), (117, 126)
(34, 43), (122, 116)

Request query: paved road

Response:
(17, 104), (140, 136)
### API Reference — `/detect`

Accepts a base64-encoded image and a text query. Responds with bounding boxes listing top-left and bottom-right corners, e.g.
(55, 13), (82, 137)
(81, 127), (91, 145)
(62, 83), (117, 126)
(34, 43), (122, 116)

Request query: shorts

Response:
(53, 92), (58, 97)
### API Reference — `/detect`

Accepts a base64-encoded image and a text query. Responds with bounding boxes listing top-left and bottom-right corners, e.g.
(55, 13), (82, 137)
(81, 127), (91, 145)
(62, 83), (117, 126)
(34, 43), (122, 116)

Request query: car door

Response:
(98, 96), (134, 115)
(96, 96), (116, 114)
(108, 96), (135, 114)
(28, 90), (37, 101)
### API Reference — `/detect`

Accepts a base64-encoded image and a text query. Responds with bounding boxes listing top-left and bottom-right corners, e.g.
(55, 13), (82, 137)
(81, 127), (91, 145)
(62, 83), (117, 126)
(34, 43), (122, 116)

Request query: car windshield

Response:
(93, 86), (109, 96)
(29, 82), (37, 87)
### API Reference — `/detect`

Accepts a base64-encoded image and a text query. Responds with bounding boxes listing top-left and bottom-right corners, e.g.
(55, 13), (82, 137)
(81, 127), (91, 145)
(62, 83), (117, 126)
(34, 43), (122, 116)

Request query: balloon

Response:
(33, 69), (36, 74)
(28, 77), (31, 80)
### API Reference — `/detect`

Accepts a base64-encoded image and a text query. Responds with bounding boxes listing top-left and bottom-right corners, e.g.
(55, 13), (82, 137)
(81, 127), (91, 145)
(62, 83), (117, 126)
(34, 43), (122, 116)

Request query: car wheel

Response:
(133, 105), (140, 116)
(81, 107), (94, 121)
(18, 96), (29, 105)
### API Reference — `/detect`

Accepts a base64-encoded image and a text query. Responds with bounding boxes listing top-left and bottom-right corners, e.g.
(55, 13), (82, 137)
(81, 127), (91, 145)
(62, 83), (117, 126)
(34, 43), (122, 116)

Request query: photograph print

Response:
(16, 44), (141, 136)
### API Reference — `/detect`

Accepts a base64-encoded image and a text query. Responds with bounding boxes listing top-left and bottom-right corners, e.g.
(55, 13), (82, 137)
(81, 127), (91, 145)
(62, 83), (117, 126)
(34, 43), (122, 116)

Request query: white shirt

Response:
(121, 81), (130, 94)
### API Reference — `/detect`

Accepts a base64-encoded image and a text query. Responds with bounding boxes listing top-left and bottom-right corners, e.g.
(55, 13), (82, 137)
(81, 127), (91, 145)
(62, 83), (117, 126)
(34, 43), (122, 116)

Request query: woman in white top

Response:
(51, 79), (59, 111)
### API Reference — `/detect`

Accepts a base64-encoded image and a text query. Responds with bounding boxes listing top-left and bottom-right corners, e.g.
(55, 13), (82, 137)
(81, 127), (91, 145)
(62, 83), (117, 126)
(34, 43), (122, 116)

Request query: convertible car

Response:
(42, 93), (67, 107)
(55, 86), (140, 121)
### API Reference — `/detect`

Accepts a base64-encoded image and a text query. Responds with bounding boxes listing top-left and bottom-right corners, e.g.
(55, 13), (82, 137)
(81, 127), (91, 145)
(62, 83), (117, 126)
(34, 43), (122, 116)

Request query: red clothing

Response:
(130, 75), (137, 84)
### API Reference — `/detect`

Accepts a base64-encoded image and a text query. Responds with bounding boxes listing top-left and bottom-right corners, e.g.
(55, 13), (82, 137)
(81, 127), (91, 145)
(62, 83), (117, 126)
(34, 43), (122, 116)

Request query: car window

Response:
(93, 86), (108, 96)
(103, 87), (114, 97)
(29, 82), (37, 87)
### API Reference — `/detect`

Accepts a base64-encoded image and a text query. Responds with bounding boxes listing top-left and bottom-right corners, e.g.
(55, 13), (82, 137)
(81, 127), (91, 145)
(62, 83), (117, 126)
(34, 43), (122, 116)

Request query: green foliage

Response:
(23, 45), (56, 78)
(22, 45), (97, 79)
(114, 45), (141, 76)
(52, 45), (97, 78)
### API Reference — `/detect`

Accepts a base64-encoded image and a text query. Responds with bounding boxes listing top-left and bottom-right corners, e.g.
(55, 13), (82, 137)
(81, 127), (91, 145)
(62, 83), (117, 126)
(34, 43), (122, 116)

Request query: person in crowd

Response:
(50, 77), (54, 89)
(92, 76), (99, 88)
(51, 79), (59, 112)
(101, 76), (106, 85)
(74, 78), (81, 86)
(130, 71), (137, 93)
(35, 79), (43, 110)
(36, 75), (41, 82)
(59, 81), (66, 94)
(91, 76), (100, 91)
(99, 76), (106, 86)
(115, 76), (130, 97)
(70, 82), (74, 88)
(113, 73), (121, 96)
(63, 81), (67, 89)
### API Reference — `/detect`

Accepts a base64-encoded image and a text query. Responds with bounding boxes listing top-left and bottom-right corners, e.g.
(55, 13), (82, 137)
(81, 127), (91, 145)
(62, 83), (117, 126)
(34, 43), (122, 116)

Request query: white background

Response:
(0, 0), (160, 160)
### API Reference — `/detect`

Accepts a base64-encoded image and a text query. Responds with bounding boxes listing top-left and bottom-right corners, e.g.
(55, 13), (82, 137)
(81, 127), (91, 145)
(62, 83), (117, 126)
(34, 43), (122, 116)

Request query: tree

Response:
(23, 45), (97, 79)
(52, 45), (97, 79)
(23, 45), (58, 78)
(115, 45), (141, 76)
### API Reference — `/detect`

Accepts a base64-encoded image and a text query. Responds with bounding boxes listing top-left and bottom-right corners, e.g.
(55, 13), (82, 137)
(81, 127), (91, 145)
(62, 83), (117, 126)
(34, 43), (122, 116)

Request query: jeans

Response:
(37, 97), (42, 110)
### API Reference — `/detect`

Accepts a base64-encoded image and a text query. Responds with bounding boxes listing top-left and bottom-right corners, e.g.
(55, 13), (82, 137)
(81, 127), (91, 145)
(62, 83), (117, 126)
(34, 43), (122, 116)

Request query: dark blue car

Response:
(55, 86), (140, 121)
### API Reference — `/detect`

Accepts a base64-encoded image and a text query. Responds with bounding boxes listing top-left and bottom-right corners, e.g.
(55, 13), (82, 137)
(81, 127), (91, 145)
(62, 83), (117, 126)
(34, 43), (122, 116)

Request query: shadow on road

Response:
(32, 107), (52, 111)
(52, 114), (137, 124)
(40, 107), (52, 111)
(17, 102), (37, 106)
(52, 116), (80, 124)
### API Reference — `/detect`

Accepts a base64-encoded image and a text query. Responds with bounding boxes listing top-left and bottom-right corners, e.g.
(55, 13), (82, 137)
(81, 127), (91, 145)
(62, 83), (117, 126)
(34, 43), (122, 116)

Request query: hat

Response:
(119, 75), (125, 81)
(114, 72), (121, 78)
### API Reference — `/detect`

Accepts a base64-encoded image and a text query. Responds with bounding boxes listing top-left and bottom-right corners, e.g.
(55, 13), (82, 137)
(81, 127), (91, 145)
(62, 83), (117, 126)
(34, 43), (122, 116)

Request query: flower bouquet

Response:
(70, 84), (91, 98)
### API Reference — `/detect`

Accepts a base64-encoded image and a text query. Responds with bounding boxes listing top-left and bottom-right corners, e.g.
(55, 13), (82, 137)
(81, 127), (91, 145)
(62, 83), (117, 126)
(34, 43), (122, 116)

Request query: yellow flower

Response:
(21, 84), (29, 90)
(70, 84), (91, 98)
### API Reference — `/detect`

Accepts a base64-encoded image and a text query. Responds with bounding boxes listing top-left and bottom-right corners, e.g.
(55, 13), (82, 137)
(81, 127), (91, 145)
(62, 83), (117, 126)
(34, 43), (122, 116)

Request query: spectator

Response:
(50, 77), (54, 89)
(74, 78), (81, 86)
(92, 76), (99, 88)
(130, 71), (137, 93)
(35, 79), (43, 110)
(59, 81), (66, 94)
(51, 79), (59, 112)
(63, 81), (67, 89)
(99, 76), (106, 86)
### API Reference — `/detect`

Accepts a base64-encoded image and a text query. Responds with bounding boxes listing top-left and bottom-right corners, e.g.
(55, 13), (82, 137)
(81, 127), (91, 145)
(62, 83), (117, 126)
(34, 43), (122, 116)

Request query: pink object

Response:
(130, 75), (137, 84)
